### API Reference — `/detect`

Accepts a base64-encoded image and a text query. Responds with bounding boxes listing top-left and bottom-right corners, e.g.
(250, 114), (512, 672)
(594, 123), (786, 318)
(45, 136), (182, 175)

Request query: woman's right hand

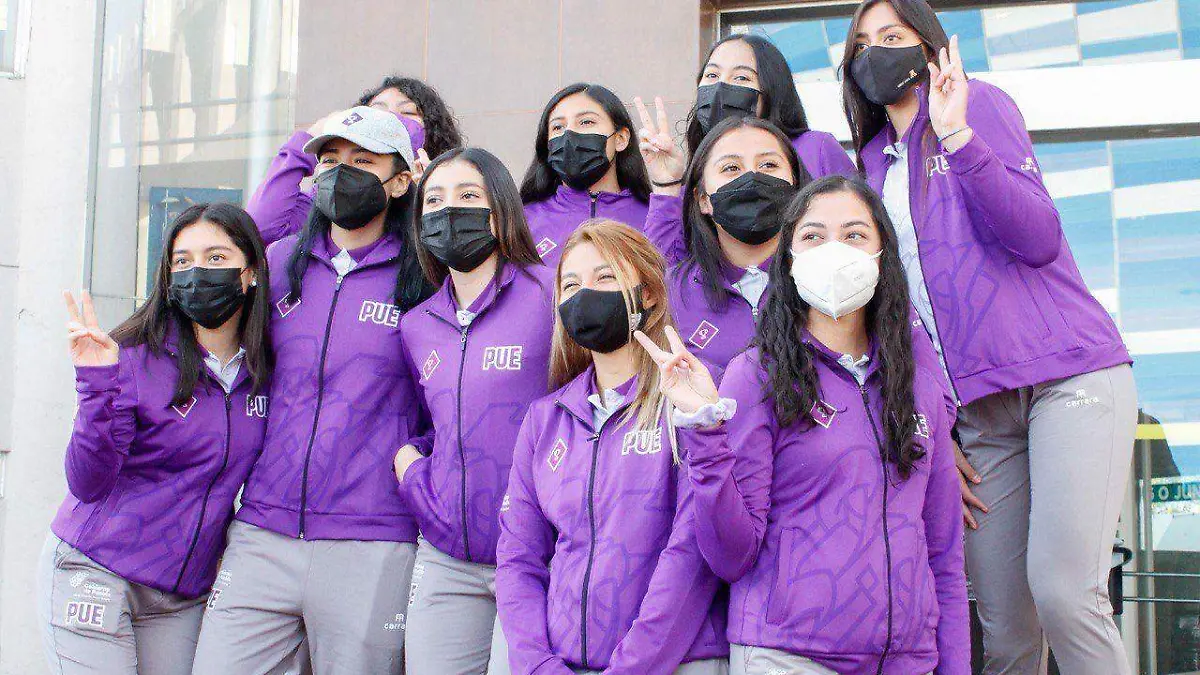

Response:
(634, 96), (687, 194)
(307, 109), (345, 136)
(64, 290), (118, 367)
(954, 440), (987, 529)
(634, 326), (719, 414)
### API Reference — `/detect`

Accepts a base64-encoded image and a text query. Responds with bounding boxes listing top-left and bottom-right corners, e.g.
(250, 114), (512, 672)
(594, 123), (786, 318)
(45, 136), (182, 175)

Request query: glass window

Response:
(0, 0), (30, 76)
(87, 0), (300, 319)
(729, 0), (1200, 81)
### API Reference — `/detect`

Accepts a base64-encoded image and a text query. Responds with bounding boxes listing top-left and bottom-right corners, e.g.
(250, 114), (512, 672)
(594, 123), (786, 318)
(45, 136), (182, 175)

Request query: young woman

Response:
(519, 83), (652, 266)
(664, 116), (805, 372)
(843, 2), (1137, 673)
(40, 203), (272, 675)
(394, 147), (552, 674)
(652, 175), (968, 675)
(496, 221), (727, 675)
(637, 34), (854, 264)
(246, 75), (462, 245)
(192, 106), (430, 675)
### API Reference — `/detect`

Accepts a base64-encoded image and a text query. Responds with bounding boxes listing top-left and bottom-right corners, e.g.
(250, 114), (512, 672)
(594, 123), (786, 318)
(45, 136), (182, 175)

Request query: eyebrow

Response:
(173, 245), (233, 255)
(854, 23), (903, 39)
(713, 153), (742, 165)
(798, 222), (827, 230)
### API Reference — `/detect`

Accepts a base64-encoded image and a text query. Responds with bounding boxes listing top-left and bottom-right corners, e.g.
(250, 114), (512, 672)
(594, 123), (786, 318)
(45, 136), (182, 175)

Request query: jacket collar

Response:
(424, 261), (518, 326)
(689, 256), (774, 296)
(554, 364), (639, 432)
(163, 320), (252, 392)
(800, 328), (880, 384)
(553, 183), (636, 207)
(310, 230), (402, 271)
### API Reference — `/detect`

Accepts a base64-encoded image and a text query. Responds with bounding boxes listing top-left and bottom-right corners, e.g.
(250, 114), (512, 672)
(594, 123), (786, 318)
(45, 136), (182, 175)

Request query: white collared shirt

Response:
(587, 388), (625, 430)
(733, 265), (768, 310)
(204, 347), (246, 393)
(837, 352), (871, 386)
(331, 247), (357, 278)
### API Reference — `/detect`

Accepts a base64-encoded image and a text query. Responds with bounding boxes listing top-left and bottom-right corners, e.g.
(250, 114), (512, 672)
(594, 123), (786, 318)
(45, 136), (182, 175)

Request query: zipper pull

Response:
(460, 327), (468, 350)
(335, 273), (346, 288)
(224, 393), (232, 411)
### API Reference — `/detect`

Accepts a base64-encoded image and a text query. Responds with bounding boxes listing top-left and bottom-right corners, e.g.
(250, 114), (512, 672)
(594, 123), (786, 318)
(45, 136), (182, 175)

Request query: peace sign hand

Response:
(411, 148), (432, 182)
(634, 326), (718, 414)
(634, 96), (687, 194)
(64, 290), (119, 368)
(927, 35), (972, 150)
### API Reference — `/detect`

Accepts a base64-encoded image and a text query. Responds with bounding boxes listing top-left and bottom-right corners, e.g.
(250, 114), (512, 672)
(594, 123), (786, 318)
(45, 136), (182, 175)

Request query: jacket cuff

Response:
(677, 425), (731, 464)
(286, 130), (317, 164)
(648, 192), (683, 216)
(75, 364), (121, 393)
(944, 130), (992, 175)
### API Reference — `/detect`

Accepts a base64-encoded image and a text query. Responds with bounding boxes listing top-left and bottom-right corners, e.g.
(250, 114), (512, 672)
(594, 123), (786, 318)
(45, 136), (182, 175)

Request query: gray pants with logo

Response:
(191, 520), (416, 675)
(958, 364), (1137, 675)
(37, 534), (207, 675)
(405, 537), (510, 675)
(729, 644), (926, 675)
(572, 658), (728, 675)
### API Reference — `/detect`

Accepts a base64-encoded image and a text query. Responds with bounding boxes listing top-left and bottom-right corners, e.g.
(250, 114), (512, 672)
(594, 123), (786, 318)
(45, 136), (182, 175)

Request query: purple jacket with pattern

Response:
(236, 233), (424, 541)
(523, 185), (650, 266)
(52, 340), (268, 598)
(496, 368), (727, 675)
(861, 80), (1129, 404)
(691, 341), (969, 675)
(399, 263), (555, 565)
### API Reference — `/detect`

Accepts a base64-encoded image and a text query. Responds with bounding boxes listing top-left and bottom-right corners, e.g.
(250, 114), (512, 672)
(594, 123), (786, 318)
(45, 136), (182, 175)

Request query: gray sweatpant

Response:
(405, 537), (509, 675)
(958, 364), (1137, 675)
(729, 644), (927, 675)
(573, 658), (728, 675)
(37, 534), (207, 675)
(191, 520), (416, 675)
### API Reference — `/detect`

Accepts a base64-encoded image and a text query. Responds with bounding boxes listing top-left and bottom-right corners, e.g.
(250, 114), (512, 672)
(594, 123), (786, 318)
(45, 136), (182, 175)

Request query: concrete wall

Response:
(0, 0), (100, 672)
(295, 0), (719, 173)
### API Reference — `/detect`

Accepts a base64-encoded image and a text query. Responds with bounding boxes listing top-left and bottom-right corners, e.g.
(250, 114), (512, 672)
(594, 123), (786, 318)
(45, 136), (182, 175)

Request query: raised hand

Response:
(633, 326), (718, 414)
(307, 109), (346, 136)
(927, 35), (971, 150)
(412, 147), (432, 182)
(64, 290), (118, 367)
(634, 96), (687, 193)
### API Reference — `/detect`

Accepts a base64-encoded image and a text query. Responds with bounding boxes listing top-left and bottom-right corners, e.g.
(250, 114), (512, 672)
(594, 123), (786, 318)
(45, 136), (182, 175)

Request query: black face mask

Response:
(420, 206), (498, 273)
(850, 45), (928, 106)
(548, 130), (613, 191)
(558, 286), (645, 354)
(695, 82), (760, 134)
(169, 266), (248, 330)
(708, 172), (796, 245)
(314, 164), (395, 230)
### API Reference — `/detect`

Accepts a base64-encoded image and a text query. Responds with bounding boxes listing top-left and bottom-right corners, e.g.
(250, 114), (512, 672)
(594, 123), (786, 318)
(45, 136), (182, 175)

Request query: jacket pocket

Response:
(766, 528), (798, 625)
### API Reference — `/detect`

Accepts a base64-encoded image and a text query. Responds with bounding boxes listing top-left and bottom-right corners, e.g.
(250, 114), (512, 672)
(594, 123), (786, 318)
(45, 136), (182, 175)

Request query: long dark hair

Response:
(686, 33), (810, 156)
(681, 115), (809, 311)
(285, 154), (432, 311)
(412, 147), (543, 287)
(756, 175), (923, 479)
(519, 83), (651, 204)
(358, 76), (465, 158)
(841, 0), (948, 169)
(111, 203), (273, 406)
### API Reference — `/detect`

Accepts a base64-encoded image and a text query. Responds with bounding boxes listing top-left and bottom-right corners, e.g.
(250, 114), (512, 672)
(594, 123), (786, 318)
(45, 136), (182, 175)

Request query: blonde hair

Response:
(550, 219), (675, 436)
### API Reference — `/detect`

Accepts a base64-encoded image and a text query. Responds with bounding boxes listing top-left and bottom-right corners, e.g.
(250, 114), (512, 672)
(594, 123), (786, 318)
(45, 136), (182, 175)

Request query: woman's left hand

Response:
(634, 326), (719, 414)
(393, 445), (422, 484)
(927, 34), (972, 151)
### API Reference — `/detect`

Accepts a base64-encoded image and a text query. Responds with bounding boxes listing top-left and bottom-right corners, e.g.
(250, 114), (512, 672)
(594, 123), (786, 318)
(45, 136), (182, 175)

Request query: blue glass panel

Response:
(1112, 137), (1200, 188)
(1081, 32), (1180, 60)
(1056, 193), (1117, 288)
(1077, 0), (1158, 14)
(939, 10), (990, 72)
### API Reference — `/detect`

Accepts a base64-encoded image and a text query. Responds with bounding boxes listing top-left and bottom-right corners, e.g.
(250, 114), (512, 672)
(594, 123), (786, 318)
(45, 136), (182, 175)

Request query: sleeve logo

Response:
(913, 412), (931, 439)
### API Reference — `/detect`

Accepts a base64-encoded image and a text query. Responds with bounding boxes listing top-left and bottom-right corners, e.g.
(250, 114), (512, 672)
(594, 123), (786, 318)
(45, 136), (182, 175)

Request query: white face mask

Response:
(790, 240), (882, 320)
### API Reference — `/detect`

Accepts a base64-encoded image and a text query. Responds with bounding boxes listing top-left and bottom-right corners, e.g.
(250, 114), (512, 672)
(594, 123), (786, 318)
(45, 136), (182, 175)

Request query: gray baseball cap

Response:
(303, 106), (415, 167)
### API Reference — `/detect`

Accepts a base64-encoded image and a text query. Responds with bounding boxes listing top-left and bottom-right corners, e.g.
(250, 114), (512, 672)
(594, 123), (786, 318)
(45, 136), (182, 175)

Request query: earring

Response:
(250, 278), (258, 287)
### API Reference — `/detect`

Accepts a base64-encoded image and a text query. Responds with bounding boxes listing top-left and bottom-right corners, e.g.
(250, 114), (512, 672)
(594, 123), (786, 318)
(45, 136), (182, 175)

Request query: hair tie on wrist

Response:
(652, 178), (682, 188)
(938, 126), (969, 144)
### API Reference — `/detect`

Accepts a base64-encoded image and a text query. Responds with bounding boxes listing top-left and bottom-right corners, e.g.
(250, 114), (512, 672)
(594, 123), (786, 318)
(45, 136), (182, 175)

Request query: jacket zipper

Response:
(589, 192), (598, 219)
(858, 384), (894, 675)
(456, 324), (472, 560)
(298, 273), (346, 539)
(173, 390), (232, 593)
(555, 400), (625, 669)
(906, 136), (961, 405)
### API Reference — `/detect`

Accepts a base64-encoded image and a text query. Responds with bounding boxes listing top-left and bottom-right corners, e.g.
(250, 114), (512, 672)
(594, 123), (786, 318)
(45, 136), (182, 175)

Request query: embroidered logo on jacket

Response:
(172, 396), (198, 419)
(621, 429), (663, 456)
(500, 494), (511, 512)
(276, 295), (300, 318)
(927, 155), (949, 177)
(64, 601), (106, 628)
(536, 237), (557, 258)
(422, 351), (441, 380)
(483, 346), (523, 371)
(913, 413), (931, 439)
(810, 400), (837, 428)
(547, 438), (568, 471)
(246, 395), (268, 418)
(688, 321), (719, 350)
(359, 300), (401, 328)
(1021, 156), (1040, 173)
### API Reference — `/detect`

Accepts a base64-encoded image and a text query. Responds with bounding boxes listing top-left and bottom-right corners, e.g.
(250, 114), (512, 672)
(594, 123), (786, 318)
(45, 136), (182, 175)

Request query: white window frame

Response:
(0, 0), (33, 78)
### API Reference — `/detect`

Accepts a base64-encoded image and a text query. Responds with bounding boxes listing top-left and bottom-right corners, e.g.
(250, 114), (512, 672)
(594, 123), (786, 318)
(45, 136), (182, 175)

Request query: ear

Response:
(389, 171), (413, 198)
(612, 127), (631, 154)
(639, 285), (658, 310)
(697, 187), (713, 216)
